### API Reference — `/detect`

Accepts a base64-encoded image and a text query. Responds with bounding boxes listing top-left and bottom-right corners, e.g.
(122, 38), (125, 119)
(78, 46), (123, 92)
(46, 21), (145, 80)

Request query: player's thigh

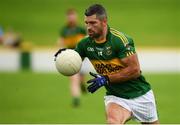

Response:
(79, 74), (85, 82)
(106, 102), (131, 124)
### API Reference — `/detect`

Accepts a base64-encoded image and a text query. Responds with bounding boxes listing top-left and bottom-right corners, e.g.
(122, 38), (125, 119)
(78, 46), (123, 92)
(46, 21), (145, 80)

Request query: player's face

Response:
(67, 12), (77, 25)
(84, 14), (105, 39)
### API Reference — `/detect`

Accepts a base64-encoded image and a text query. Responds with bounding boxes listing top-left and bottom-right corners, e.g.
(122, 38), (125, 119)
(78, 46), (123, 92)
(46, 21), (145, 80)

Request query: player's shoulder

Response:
(60, 26), (68, 37)
(60, 25), (69, 34)
(77, 26), (86, 34)
(76, 25), (85, 30)
(77, 35), (91, 45)
(80, 35), (92, 41)
(110, 27), (133, 45)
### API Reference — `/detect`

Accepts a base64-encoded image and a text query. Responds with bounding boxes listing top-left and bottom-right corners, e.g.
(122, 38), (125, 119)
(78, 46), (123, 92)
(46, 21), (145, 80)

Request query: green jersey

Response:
(75, 27), (151, 99)
(60, 25), (86, 49)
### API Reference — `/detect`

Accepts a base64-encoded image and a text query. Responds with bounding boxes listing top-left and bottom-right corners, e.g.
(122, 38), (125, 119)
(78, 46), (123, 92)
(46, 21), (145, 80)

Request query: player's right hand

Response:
(87, 72), (109, 93)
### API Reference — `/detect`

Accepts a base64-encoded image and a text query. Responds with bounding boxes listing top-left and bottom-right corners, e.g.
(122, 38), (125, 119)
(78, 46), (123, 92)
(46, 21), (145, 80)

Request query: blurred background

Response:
(0, 0), (180, 123)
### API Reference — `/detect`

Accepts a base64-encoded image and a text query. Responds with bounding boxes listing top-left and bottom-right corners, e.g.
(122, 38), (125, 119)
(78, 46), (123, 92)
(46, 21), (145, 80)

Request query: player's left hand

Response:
(87, 72), (109, 93)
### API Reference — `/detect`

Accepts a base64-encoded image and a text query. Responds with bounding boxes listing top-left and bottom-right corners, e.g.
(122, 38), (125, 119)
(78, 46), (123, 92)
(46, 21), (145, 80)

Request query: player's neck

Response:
(67, 22), (77, 27)
(95, 26), (108, 44)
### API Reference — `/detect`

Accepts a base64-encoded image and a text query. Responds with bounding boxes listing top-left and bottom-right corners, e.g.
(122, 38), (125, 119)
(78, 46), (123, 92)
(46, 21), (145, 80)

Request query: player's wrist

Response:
(103, 75), (110, 85)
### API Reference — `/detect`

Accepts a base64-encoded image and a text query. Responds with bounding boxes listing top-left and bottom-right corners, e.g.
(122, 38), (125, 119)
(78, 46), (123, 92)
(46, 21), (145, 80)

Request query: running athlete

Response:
(59, 8), (86, 107)
(55, 4), (159, 124)
(76, 4), (159, 124)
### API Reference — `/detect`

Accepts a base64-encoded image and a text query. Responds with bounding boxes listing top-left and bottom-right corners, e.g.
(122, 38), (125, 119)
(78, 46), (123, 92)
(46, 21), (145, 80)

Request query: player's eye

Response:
(89, 21), (96, 25)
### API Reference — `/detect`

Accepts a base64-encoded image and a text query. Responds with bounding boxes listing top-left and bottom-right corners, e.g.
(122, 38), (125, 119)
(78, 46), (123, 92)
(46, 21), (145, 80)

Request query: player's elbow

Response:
(131, 66), (141, 78)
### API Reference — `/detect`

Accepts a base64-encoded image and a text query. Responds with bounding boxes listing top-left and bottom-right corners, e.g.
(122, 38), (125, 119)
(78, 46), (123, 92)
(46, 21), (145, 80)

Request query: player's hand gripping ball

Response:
(54, 48), (82, 76)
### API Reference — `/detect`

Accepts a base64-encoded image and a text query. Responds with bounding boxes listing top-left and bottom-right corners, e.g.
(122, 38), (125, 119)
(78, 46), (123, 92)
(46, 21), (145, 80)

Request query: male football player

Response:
(76, 4), (159, 124)
(59, 9), (86, 107)
(55, 4), (159, 124)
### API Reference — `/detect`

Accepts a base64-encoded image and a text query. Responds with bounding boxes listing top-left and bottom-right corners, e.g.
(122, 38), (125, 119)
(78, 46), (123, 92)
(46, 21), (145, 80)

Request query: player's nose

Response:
(87, 27), (92, 32)
(87, 24), (93, 30)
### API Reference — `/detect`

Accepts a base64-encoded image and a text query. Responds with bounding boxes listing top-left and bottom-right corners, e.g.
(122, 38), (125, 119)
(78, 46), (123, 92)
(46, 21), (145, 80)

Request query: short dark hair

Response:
(85, 4), (107, 20)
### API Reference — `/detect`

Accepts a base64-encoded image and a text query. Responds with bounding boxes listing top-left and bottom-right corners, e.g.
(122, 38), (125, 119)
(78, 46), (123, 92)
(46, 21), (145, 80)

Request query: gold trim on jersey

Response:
(110, 28), (129, 46)
(90, 58), (125, 75)
(126, 51), (134, 57)
(110, 28), (135, 57)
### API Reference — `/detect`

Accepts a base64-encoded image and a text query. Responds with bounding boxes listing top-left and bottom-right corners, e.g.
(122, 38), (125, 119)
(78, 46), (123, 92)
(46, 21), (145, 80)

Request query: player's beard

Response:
(88, 26), (103, 39)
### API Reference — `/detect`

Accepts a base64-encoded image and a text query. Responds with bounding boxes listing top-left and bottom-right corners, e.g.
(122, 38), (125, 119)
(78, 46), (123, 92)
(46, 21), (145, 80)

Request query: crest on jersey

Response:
(105, 46), (112, 56)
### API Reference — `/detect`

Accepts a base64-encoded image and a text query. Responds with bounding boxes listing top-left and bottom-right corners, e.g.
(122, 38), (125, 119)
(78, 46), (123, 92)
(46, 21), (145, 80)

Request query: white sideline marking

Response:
(0, 49), (179, 73)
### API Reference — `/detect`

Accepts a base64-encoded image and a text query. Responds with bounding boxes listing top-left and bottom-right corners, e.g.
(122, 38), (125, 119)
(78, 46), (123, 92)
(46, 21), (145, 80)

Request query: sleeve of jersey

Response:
(75, 40), (86, 58)
(117, 35), (136, 59)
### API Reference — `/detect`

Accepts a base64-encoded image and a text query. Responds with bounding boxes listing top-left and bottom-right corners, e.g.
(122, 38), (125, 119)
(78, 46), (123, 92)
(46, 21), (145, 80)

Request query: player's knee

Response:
(107, 116), (119, 124)
(107, 113), (125, 124)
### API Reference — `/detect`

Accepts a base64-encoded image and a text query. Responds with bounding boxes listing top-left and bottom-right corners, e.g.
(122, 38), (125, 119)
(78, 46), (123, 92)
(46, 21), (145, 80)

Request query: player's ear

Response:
(102, 18), (107, 26)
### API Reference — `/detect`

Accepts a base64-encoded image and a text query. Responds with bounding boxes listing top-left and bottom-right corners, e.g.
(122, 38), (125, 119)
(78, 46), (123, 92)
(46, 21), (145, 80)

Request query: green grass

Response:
(0, 0), (179, 47)
(0, 71), (179, 123)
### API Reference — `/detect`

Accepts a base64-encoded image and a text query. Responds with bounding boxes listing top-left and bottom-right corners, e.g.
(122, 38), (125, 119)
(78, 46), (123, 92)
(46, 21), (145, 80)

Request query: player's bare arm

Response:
(58, 38), (65, 48)
(108, 53), (141, 83)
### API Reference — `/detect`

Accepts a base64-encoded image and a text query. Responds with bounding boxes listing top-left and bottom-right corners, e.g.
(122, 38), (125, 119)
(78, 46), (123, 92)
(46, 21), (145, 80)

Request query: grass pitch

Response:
(0, 71), (179, 123)
(0, 0), (179, 47)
